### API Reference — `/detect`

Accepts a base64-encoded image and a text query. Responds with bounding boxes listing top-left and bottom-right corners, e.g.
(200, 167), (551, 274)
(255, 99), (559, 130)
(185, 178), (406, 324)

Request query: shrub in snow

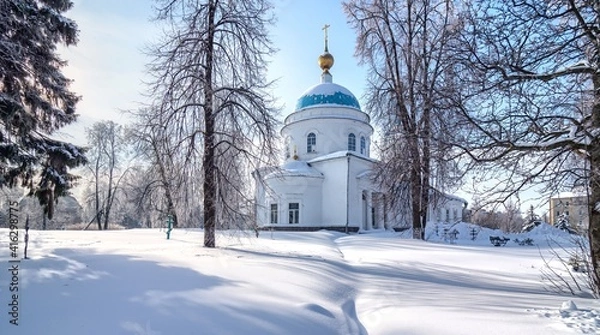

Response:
(522, 220), (542, 233)
(554, 214), (578, 234)
(569, 255), (588, 273)
(513, 238), (534, 246)
(560, 300), (578, 312)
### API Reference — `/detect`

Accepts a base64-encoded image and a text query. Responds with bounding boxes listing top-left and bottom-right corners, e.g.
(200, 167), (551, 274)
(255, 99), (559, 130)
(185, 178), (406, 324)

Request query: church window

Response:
(360, 136), (366, 154)
(285, 137), (291, 159)
(289, 203), (299, 224)
(270, 204), (278, 224)
(307, 133), (316, 153)
(445, 209), (450, 221)
(348, 133), (356, 151)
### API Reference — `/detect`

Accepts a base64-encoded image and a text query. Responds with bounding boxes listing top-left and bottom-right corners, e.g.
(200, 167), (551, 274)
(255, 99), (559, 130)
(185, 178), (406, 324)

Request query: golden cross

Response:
(322, 24), (330, 52)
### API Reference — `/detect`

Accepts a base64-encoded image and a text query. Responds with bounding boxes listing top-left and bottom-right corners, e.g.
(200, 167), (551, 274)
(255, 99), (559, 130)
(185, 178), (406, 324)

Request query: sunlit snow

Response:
(0, 223), (598, 334)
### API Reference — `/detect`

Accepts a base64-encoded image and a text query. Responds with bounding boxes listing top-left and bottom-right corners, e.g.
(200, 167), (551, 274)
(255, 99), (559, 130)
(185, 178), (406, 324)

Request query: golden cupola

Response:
(318, 50), (334, 73)
(318, 24), (334, 73)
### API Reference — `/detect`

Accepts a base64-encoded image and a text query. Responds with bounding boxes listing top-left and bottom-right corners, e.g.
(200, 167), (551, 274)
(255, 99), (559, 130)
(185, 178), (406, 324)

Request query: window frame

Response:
(348, 133), (356, 151)
(270, 203), (278, 224)
(360, 136), (366, 154)
(307, 133), (316, 153)
(288, 202), (300, 224)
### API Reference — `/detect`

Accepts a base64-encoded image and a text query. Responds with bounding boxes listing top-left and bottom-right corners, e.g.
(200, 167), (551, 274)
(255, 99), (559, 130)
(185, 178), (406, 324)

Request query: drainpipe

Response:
(345, 154), (350, 234)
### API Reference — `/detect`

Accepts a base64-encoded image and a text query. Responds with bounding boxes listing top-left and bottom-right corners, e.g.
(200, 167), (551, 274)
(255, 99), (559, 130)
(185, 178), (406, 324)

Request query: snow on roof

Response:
(551, 191), (588, 199)
(430, 188), (468, 204)
(356, 170), (373, 179)
(308, 150), (378, 164)
(264, 160), (324, 179)
(295, 82), (360, 111)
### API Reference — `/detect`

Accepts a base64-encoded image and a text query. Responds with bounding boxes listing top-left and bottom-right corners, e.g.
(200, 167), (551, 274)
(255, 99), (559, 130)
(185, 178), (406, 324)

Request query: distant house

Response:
(428, 190), (469, 224)
(549, 192), (588, 231)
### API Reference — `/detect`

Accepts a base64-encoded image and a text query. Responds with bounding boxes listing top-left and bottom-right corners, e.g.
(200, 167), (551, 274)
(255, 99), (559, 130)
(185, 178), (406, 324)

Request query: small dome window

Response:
(348, 133), (356, 151)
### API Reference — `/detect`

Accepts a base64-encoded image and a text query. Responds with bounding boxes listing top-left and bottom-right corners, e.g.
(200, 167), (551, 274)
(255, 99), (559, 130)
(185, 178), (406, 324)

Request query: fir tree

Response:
(0, 0), (86, 218)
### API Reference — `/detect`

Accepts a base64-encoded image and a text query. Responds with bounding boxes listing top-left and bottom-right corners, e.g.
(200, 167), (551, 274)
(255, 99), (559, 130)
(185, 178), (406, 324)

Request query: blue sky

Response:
(59, 0), (367, 127)
(57, 0), (549, 213)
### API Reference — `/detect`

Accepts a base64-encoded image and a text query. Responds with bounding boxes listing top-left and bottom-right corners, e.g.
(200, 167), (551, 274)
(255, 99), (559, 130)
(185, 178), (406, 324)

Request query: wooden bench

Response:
(489, 236), (510, 247)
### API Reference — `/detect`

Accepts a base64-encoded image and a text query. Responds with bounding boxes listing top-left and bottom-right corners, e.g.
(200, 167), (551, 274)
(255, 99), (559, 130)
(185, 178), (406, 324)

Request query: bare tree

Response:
(344, 0), (465, 238)
(84, 121), (129, 230)
(146, 0), (279, 247)
(470, 198), (524, 233)
(126, 107), (199, 229)
(455, 0), (600, 295)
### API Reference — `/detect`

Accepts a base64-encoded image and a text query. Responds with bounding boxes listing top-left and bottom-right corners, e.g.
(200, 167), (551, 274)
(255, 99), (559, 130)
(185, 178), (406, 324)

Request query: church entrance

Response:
(361, 191), (383, 230)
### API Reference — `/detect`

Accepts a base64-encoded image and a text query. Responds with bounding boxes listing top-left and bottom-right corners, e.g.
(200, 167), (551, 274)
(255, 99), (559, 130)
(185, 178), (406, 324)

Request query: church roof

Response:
(264, 160), (324, 179)
(294, 30), (361, 112)
(308, 150), (377, 162)
(295, 82), (361, 111)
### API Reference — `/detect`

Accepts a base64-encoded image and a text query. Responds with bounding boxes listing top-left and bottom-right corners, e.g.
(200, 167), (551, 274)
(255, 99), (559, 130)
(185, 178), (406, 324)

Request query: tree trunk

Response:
(103, 131), (117, 230)
(588, 73), (600, 295)
(95, 160), (102, 230)
(104, 171), (113, 230)
(151, 136), (179, 228)
(203, 0), (217, 248)
(589, 143), (600, 295)
(410, 167), (422, 239)
(420, 103), (432, 240)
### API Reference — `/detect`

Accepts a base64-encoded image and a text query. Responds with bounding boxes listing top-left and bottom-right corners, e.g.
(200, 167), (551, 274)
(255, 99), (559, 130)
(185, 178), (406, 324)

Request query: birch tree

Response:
(455, 0), (600, 294)
(344, 0), (464, 238)
(146, 0), (279, 247)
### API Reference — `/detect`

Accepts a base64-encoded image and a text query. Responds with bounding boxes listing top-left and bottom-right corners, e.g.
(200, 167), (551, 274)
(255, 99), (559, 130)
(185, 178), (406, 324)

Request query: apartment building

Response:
(549, 193), (588, 230)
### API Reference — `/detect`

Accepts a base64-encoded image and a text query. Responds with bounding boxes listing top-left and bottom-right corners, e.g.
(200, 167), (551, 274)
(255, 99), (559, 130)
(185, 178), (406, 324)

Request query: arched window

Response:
(285, 137), (291, 159)
(360, 136), (366, 155)
(307, 133), (316, 153)
(348, 133), (356, 151)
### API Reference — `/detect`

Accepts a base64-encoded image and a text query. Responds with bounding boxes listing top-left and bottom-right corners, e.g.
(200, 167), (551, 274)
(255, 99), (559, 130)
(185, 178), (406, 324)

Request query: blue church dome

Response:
(295, 82), (361, 111)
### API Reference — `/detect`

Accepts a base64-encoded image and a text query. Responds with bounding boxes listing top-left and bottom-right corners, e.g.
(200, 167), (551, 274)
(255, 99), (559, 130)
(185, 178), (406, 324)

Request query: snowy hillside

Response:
(0, 226), (598, 334)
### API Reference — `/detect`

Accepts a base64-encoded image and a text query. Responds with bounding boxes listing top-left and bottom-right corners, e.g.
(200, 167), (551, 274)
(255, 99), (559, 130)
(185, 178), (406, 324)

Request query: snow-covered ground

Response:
(0, 224), (599, 334)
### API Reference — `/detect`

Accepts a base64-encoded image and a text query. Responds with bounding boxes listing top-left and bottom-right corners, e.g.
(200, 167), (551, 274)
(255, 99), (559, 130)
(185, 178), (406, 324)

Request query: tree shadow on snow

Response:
(0, 248), (341, 335)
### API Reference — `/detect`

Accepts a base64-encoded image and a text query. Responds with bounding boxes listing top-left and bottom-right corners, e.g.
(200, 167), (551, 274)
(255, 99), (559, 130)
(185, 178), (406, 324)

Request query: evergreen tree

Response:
(0, 0), (86, 218)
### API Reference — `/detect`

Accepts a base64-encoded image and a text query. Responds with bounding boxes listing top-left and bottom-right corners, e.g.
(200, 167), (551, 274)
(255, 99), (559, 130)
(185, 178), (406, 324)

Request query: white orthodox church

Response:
(253, 34), (466, 232)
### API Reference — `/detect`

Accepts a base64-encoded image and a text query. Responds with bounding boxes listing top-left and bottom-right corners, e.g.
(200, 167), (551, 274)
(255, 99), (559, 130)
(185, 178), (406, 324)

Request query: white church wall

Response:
(281, 106), (373, 161)
(255, 181), (268, 226)
(349, 158), (377, 229)
(263, 176), (323, 227)
(311, 158), (348, 226)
